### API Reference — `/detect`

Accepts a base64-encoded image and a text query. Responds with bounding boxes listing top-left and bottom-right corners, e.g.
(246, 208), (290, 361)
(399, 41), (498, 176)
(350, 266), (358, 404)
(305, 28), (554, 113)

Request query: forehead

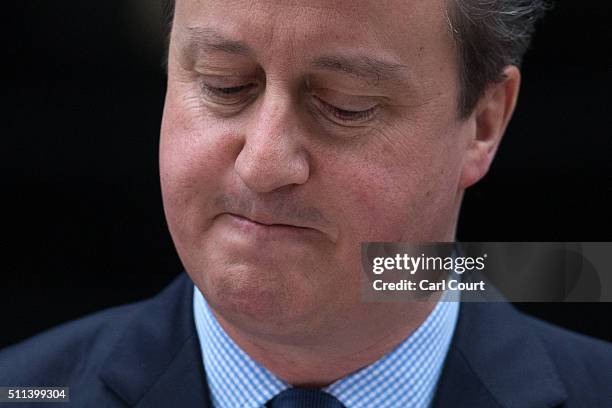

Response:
(172, 0), (455, 77)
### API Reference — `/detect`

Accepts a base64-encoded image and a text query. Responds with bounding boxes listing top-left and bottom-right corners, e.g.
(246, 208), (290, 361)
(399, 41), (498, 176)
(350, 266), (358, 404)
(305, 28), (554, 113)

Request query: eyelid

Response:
(198, 73), (257, 87)
(312, 95), (378, 124)
(203, 83), (254, 95)
(313, 95), (377, 112)
(196, 82), (257, 112)
(198, 71), (259, 92)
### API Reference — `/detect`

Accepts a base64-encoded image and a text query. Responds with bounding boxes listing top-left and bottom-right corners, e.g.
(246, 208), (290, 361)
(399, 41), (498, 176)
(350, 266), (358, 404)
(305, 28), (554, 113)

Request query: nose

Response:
(235, 94), (310, 193)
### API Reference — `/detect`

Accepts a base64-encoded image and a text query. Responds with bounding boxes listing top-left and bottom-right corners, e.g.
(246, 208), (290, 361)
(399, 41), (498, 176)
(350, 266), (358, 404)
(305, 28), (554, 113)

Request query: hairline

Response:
(161, 0), (513, 120)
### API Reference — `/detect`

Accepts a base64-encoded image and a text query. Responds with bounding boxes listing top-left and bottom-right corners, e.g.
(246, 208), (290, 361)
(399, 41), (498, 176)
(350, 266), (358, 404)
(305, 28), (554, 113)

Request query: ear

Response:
(459, 66), (521, 189)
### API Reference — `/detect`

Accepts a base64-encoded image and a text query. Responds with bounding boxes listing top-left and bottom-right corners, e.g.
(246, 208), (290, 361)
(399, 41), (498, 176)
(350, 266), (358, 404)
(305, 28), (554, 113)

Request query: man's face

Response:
(160, 0), (474, 333)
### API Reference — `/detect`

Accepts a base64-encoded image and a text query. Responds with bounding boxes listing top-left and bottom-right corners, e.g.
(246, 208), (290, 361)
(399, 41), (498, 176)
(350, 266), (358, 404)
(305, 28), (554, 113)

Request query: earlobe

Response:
(459, 66), (521, 189)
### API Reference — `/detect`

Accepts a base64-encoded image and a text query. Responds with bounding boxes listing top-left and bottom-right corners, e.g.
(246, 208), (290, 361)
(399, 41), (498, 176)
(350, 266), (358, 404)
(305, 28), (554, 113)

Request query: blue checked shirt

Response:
(193, 286), (459, 408)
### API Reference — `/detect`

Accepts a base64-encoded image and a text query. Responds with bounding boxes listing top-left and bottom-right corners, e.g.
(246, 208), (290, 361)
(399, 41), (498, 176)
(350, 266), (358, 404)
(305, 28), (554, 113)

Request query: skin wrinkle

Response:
(185, 27), (254, 56)
(311, 55), (408, 84)
(160, 0), (520, 387)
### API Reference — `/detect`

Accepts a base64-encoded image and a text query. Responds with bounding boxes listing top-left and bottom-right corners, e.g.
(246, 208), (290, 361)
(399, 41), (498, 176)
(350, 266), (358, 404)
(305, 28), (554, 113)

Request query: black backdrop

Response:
(2, 1), (611, 349)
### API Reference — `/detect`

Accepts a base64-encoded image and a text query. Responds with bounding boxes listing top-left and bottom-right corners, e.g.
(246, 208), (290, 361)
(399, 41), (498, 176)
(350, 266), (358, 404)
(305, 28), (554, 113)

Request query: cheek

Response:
(323, 127), (464, 245)
(159, 86), (239, 238)
(328, 160), (420, 242)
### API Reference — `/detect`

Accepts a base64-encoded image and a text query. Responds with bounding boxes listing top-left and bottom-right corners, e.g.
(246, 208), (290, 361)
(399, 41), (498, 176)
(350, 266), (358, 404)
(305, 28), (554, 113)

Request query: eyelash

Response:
(201, 83), (255, 99)
(313, 96), (376, 123)
(200, 82), (377, 123)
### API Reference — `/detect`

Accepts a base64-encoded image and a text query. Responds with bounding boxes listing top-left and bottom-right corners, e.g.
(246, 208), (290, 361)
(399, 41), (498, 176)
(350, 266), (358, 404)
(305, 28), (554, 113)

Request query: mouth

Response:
(221, 213), (321, 241)
(228, 213), (315, 230)
(233, 213), (306, 227)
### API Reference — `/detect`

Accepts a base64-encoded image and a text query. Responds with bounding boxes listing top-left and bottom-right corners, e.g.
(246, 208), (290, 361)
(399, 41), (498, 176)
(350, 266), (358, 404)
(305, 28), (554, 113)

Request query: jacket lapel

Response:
(99, 273), (211, 407)
(432, 302), (568, 408)
(98, 273), (569, 407)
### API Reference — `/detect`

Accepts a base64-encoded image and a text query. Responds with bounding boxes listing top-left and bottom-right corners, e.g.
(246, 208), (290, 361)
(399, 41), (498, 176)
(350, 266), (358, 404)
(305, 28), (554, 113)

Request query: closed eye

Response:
(202, 83), (255, 97)
(313, 95), (377, 124)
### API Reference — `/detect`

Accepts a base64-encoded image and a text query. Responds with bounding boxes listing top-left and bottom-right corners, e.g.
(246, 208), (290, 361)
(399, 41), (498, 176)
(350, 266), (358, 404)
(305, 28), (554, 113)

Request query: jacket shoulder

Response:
(0, 299), (149, 386)
(524, 313), (612, 404)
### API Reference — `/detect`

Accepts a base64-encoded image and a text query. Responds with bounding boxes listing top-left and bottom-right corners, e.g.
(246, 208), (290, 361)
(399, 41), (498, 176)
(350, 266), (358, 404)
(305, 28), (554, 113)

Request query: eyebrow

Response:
(311, 55), (408, 84)
(183, 27), (253, 57)
(181, 27), (409, 85)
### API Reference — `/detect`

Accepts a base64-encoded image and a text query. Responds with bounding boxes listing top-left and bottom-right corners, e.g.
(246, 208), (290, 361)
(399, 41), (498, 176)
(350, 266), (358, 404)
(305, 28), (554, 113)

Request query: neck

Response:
(211, 298), (439, 387)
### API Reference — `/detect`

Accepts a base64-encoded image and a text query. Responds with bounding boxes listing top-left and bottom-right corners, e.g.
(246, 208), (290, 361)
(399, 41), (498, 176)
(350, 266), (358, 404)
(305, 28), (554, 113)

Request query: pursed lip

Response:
(225, 212), (316, 231)
(218, 212), (327, 242)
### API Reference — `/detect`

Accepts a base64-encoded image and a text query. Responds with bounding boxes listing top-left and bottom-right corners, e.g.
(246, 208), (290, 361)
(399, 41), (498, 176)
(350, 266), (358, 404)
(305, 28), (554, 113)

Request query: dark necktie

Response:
(266, 388), (346, 408)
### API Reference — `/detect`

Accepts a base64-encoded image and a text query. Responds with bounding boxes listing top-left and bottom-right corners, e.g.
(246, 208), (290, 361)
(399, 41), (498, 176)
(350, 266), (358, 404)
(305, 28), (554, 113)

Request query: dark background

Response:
(2, 1), (611, 349)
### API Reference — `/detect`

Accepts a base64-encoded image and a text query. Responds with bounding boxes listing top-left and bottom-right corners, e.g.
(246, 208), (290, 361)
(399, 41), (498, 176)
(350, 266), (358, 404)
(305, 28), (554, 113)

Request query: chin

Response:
(192, 260), (320, 330)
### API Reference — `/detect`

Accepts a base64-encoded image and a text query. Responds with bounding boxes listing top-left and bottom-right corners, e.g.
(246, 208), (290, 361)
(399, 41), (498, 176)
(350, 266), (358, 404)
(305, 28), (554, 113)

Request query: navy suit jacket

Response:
(1, 273), (611, 407)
